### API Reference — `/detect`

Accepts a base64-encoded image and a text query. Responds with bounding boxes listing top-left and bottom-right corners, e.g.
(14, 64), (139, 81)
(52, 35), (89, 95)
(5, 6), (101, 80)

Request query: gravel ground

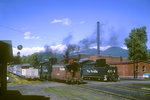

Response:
(7, 80), (150, 100)
(8, 81), (67, 100)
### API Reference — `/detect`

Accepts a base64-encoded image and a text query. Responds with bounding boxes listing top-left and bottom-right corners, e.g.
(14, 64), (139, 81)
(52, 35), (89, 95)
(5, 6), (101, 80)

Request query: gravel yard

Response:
(7, 80), (150, 100)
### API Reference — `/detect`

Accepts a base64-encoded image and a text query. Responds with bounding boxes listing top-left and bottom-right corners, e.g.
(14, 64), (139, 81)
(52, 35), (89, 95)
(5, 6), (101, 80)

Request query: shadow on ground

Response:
(0, 90), (50, 100)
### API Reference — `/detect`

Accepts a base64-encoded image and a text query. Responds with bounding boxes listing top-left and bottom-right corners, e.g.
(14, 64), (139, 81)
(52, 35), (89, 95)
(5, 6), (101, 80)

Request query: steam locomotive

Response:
(80, 59), (119, 81)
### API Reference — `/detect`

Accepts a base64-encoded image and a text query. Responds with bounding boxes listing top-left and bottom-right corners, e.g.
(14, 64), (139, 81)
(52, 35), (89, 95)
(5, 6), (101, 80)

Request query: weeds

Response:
(8, 73), (41, 84)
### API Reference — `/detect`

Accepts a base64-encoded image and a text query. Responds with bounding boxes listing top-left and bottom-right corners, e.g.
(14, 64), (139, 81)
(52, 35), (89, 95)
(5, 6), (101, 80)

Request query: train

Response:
(7, 58), (119, 83)
(80, 59), (119, 81)
(51, 58), (119, 82)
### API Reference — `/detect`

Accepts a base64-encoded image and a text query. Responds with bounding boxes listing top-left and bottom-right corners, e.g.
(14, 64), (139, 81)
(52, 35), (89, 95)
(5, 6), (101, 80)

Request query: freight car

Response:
(39, 61), (51, 80)
(80, 59), (119, 81)
(51, 62), (82, 84)
(7, 64), (40, 79)
(39, 58), (57, 80)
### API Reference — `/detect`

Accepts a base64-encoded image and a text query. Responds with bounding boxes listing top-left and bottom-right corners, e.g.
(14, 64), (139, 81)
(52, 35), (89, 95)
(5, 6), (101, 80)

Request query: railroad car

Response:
(80, 59), (119, 81)
(39, 62), (52, 80)
(39, 58), (57, 80)
(51, 62), (82, 83)
(7, 64), (40, 79)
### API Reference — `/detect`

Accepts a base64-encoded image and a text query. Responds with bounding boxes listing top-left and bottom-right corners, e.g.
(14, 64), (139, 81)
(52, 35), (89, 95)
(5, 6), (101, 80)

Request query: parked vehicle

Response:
(143, 73), (150, 79)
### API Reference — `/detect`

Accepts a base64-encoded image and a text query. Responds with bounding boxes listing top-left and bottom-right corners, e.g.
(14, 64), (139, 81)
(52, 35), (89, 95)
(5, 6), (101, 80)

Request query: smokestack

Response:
(97, 21), (100, 55)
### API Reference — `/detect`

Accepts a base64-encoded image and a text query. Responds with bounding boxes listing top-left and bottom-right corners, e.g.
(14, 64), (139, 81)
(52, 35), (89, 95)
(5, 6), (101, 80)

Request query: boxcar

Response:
(51, 63), (82, 83)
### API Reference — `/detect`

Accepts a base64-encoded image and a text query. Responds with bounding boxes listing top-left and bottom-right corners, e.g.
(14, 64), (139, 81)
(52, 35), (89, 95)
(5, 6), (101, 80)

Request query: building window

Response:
(143, 66), (146, 73)
(136, 66), (139, 73)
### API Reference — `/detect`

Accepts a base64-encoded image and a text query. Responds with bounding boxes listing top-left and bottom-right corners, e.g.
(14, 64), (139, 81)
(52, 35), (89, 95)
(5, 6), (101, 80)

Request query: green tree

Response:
(12, 56), (21, 64)
(29, 53), (39, 67)
(148, 51), (150, 61)
(21, 53), (39, 68)
(64, 44), (79, 63)
(125, 26), (148, 61)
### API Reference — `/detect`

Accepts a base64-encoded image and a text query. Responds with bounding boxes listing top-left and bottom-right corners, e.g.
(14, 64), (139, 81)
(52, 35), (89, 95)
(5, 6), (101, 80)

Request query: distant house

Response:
(110, 61), (150, 78)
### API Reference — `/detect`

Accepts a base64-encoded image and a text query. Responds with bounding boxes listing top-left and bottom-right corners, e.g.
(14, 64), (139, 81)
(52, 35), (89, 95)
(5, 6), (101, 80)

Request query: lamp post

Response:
(132, 37), (136, 79)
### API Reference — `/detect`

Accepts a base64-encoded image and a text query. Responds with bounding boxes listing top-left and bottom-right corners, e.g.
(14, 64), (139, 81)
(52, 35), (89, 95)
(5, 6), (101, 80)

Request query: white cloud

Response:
(50, 44), (67, 52)
(121, 46), (128, 50)
(90, 45), (112, 51)
(13, 44), (67, 56)
(13, 47), (45, 56)
(24, 32), (31, 36)
(79, 21), (85, 24)
(24, 32), (40, 40)
(51, 18), (71, 25)
(24, 36), (30, 39)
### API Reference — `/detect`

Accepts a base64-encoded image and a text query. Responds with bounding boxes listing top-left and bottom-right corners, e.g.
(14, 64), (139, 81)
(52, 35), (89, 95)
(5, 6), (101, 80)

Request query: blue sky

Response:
(0, 0), (150, 55)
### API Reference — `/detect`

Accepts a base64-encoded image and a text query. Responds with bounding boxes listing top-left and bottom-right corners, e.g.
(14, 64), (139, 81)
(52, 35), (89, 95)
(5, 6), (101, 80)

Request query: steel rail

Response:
(77, 85), (146, 100)
(107, 84), (150, 95)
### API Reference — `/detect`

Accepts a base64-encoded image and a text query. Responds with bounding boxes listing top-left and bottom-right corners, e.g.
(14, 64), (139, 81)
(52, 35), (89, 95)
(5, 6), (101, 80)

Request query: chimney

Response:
(97, 21), (100, 55)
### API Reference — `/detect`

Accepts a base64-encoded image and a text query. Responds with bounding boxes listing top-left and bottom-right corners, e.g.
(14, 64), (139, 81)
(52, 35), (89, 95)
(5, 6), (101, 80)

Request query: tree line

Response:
(11, 47), (64, 68)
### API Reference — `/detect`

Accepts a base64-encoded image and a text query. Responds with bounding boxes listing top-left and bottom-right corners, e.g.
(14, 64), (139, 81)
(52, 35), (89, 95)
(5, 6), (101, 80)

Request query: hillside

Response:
(101, 47), (128, 58)
(76, 47), (128, 58)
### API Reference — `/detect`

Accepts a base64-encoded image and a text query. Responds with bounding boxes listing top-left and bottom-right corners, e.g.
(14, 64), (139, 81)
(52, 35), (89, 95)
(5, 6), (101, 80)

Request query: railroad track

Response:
(107, 84), (150, 95)
(77, 84), (149, 100)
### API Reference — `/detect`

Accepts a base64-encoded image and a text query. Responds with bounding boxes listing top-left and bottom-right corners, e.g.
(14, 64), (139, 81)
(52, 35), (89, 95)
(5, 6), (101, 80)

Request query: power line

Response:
(0, 24), (24, 33)
(0, 25), (24, 48)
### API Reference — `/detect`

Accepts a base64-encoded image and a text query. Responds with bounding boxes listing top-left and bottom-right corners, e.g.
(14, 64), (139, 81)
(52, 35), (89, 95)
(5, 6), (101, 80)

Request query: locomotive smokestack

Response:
(97, 21), (100, 55)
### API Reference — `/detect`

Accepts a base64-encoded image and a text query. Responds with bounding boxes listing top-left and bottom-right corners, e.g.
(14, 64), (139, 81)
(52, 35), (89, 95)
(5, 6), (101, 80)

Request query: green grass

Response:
(8, 73), (41, 84)
(141, 87), (150, 91)
(44, 86), (117, 100)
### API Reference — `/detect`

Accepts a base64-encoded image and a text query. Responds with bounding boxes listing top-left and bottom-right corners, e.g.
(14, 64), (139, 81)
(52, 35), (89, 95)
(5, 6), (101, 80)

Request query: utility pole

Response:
(133, 38), (136, 79)
(40, 63), (43, 80)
